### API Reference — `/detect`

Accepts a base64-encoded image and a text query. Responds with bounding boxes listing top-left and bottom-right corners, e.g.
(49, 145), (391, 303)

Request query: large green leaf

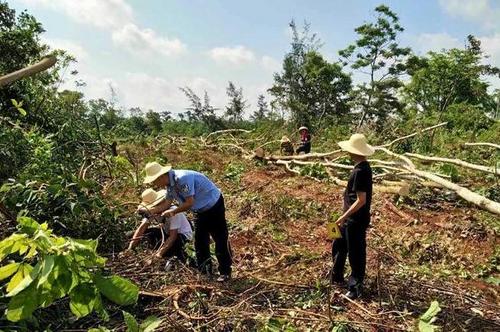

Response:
(122, 311), (139, 332)
(17, 217), (41, 235)
(5, 283), (39, 322)
(141, 316), (163, 332)
(7, 261), (42, 297)
(69, 283), (98, 318)
(95, 275), (138, 306)
(37, 255), (55, 287)
(0, 262), (20, 281)
(6, 264), (32, 293)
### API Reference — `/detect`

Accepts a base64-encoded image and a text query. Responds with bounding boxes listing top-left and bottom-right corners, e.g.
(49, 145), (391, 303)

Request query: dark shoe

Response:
(345, 287), (362, 300)
(216, 274), (231, 282)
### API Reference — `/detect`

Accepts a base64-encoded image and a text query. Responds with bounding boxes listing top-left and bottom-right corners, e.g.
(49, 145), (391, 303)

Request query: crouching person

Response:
(128, 188), (193, 263)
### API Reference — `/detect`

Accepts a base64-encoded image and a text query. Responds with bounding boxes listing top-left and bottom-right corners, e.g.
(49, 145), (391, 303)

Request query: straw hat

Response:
(143, 162), (172, 184)
(139, 188), (167, 209)
(298, 126), (308, 132)
(280, 136), (291, 143)
(338, 133), (375, 156)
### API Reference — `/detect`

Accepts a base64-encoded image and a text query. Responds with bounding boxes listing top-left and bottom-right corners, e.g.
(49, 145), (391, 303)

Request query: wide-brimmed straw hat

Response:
(338, 133), (375, 156)
(280, 135), (291, 143)
(298, 126), (308, 132)
(139, 188), (167, 209)
(143, 162), (172, 184)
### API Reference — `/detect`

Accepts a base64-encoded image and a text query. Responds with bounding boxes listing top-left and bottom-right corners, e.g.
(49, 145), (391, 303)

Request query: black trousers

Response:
(331, 219), (368, 290)
(296, 142), (311, 154)
(194, 195), (232, 275)
(144, 227), (188, 263)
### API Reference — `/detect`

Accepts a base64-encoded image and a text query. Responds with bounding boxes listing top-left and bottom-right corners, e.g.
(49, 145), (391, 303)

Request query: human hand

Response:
(145, 253), (162, 266)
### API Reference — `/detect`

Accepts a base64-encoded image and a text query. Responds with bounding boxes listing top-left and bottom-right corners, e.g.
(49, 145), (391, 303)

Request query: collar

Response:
(167, 170), (176, 188)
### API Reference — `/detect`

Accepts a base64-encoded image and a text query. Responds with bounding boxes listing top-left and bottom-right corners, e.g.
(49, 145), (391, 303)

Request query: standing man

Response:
(296, 126), (312, 154)
(139, 162), (232, 282)
(331, 134), (374, 299)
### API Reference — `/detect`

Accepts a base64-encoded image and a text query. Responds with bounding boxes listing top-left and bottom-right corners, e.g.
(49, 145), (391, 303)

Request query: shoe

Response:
(216, 274), (231, 282)
(345, 288), (361, 300)
(330, 275), (345, 285)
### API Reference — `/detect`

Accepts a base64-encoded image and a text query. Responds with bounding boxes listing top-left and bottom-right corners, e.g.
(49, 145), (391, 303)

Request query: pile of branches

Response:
(202, 124), (500, 216)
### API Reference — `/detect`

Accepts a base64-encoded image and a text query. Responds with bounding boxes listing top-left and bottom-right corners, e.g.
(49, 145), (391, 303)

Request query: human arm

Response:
(154, 228), (179, 258)
(127, 218), (150, 250)
(335, 191), (366, 226)
(162, 196), (194, 217)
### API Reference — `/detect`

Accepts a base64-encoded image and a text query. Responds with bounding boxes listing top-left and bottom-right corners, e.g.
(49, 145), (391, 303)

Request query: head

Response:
(143, 162), (172, 189)
(348, 152), (367, 163)
(337, 133), (374, 162)
(298, 126), (308, 135)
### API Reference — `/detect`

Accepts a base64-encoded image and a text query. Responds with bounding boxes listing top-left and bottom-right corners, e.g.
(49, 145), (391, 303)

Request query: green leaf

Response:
(122, 311), (139, 332)
(17, 217), (41, 235)
(5, 283), (39, 322)
(6, 264), (32, 293)
(7, 261), (42, 297)
(69, 283), (98, 318)
(418, 301), (441, 332)
(18, 107), (27, 116)
(88, 328), (112, 332)
(140, 316), (163, 332)
(95, 275), (138, 306)
(0, 262), (20, 281)
(37, 255), (55, 287)
(11, 99), (18, 108)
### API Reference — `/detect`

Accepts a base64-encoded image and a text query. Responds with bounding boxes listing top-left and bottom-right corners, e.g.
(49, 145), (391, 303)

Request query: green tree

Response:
(269, 21), (351, 128)
(339, 5), (411, 129)
(404, 35), (499, 117)
(180, 87), (223, 131)
(145, 110), (163, 134)
(252, 94), (271, 121)
(225, 81), (248, 122)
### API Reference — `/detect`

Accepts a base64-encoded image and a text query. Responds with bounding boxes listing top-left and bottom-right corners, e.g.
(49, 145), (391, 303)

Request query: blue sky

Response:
(9, 0), (500, 116)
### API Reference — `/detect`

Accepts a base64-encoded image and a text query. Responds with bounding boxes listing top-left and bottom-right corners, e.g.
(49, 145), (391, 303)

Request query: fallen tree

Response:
(0, 56), (57, 87)
(405, 153), (500, 176)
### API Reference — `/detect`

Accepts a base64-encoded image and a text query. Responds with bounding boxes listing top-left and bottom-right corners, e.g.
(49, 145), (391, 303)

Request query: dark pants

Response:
(144, 227), (188, 263)
(331, 219), (368, 290)
(195, 195), (232, 275)
(296, 142), (311, 154)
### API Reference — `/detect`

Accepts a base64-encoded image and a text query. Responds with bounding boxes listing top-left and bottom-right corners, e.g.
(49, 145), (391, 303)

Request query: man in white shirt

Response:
(127, 189), (193, 263)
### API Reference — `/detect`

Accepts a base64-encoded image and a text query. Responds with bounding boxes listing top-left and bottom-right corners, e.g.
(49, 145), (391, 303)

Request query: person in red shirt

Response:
(296, 126), (312, 154)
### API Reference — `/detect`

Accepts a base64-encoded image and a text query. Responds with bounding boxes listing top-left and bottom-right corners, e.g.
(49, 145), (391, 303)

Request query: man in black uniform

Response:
(331, 133), (374, 299)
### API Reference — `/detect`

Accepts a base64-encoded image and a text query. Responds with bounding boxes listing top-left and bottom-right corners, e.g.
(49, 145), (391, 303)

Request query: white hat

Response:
(143, 162), (172, 184)
(338, 133), (375, 156)
(280, 135), (290, 143)
(298, 126), (308, 132)
(139, 188), (167, 209)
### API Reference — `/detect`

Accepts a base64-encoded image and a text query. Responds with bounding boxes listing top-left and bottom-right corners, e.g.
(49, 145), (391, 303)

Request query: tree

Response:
(339, 5), (411, 129)
(252, 94), (271, 121)
(180, 87), (223, 131)
(404, 35), (499, 117)
(145, 110), (162, 134)
(269, 21), (351, 128)
(225, 81), (248, 122)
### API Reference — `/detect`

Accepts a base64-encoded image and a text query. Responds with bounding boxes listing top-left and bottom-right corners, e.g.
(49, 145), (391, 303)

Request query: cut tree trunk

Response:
(0, 56), (57, 87)
(405, 153), (499, 176)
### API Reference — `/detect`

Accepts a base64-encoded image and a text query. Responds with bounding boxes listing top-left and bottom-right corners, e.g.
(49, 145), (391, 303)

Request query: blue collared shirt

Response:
(166, 170), (221, 212)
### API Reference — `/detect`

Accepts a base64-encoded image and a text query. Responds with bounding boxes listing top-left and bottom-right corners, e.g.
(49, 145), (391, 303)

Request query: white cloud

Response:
(42, 37), (89, 62)
(21, 0), (186, 58)
(112, 24), (186, 57)
(21, 0), (133, 29)
(414, 32), (462, 54)
(261, 55), (281, 72)
(438, 0), (500, 31)
(208, 46), (255, 65)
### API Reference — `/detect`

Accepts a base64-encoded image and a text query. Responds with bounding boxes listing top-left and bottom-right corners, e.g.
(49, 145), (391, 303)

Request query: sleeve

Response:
(177, 174), (195, 198)
(352, 169), (369, 193)
(169, 214), (182, 230)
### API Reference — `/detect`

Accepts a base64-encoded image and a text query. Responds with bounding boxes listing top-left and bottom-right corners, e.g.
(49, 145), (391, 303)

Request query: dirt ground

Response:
(95, 144), (500, 331)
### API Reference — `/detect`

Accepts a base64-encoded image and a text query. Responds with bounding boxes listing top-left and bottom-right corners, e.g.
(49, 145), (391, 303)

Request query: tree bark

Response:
(405, 153), (499, 176)
(0, 56), (57, 87)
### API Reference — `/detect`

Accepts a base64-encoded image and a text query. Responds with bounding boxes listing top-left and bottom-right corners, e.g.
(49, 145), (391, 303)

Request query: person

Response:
(128, 188), (193, 264)
(280, 136), (294, 156)
(331, 133), (374, 300)
(296, 126), (311, 154)
(139, 162), (232, 282)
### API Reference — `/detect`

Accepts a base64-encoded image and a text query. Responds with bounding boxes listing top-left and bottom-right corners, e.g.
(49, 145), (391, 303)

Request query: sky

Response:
(8, 0), (500, 116)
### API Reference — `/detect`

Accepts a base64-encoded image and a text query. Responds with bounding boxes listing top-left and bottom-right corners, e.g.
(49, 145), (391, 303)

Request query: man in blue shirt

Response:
(139, 162), (232, 282)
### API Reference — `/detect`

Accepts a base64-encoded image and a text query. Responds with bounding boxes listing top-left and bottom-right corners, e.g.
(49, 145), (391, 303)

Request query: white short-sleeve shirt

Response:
(162, 210), (193, 240)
